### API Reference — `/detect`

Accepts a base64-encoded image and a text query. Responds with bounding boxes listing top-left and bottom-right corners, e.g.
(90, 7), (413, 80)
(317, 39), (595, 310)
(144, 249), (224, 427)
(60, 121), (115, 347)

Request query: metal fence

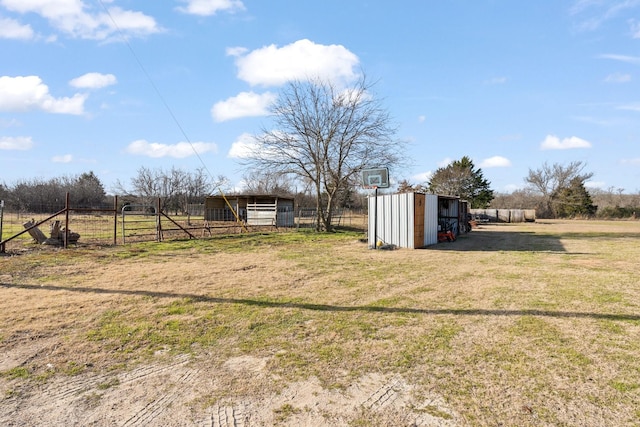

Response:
(0, 196), (367, 252)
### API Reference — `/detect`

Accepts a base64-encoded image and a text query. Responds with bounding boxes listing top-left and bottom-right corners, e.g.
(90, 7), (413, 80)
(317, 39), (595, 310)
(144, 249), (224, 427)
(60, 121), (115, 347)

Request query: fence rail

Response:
(0, 194), (367, 252)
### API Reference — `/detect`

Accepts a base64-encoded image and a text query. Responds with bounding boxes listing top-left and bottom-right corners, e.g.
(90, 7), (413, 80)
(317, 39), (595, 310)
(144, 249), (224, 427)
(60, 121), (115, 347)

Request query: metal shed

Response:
(204, 195), (295, 227)
(368, 192), (469, 249)
(367, 192), (437, 248)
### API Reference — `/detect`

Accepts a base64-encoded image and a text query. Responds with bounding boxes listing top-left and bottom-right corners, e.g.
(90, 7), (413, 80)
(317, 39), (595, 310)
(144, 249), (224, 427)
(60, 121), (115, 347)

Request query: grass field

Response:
(1, 220), (639, 426)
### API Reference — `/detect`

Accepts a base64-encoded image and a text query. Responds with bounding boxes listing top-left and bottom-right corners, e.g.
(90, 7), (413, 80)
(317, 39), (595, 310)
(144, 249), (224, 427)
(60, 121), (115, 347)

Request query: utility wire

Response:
(97, 0), (247, 230)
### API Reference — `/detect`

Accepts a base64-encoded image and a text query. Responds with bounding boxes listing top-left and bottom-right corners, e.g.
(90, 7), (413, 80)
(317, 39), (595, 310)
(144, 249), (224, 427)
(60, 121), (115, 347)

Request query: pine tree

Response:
(552, 177), (597, 217)
(427, 156), (494, 208)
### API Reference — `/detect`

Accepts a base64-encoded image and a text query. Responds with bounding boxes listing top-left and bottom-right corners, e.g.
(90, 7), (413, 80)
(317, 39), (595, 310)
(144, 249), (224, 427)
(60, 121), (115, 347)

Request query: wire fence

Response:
(0, 198), (367, 252)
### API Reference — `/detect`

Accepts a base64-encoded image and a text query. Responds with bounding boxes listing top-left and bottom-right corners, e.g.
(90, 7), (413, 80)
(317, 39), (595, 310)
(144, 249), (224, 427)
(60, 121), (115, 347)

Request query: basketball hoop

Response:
(361, 167), (389, 189)
(362, 167), (389, 249)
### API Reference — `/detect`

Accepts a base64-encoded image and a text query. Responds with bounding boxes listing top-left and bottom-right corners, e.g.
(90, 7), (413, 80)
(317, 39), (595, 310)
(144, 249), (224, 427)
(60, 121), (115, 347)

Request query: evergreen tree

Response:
(552, 177), (597, 217)
(427, 156), (494, 208)
(525, 161), (593, 218)
(72, 171), (106, 207)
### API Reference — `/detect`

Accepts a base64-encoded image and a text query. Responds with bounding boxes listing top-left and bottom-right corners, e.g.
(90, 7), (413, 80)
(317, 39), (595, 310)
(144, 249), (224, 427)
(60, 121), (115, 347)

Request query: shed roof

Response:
(205, 194), (294, 201)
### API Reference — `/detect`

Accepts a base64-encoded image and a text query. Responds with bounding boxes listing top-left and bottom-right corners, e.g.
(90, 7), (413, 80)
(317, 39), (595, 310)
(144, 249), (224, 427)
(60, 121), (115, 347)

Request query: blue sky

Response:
(1, 0), (640, 195)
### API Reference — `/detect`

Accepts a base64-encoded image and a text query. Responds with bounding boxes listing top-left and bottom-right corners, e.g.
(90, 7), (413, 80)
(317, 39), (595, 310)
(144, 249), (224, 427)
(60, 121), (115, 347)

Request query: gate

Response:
(121, 205), (158, 243)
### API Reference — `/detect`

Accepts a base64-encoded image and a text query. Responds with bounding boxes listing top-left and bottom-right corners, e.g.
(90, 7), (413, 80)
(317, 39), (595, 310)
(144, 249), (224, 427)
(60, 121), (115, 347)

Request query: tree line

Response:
(398, 158), (639, 219)
(0, 167), (227, 215)
(1, 161), (638, 220)
(0, 171), (107, 213)
(2, 75), (638, 224)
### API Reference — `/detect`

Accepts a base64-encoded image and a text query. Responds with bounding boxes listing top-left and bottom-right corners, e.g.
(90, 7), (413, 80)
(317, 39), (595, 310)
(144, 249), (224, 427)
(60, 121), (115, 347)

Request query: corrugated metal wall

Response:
(368, 192), (414, 248)
(423, 194), (438, 246)
(368, 192), (439, 249)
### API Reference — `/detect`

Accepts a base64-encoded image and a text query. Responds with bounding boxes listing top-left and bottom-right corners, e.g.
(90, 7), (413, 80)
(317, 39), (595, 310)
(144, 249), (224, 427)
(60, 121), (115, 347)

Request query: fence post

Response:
(0, 200), (4, 253)
(156, 197), (162, 242)
(113, 195), (118, 246)
(64, 192), (70, 249)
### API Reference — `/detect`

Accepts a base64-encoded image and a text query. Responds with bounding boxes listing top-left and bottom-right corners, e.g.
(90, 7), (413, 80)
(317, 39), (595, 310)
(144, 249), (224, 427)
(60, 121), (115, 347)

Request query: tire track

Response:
(118, 353), (191, 384)
(121, 365), (198, 426)
(38, 354), (191, 403)
(40, 371), (112, 400)
(204, 402), (250, 427)
(360, 374), (405, 410)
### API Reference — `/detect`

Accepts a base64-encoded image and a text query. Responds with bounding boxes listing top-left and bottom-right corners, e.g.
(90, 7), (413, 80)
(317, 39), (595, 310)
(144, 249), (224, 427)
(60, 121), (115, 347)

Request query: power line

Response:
(97, 1), (247, 229)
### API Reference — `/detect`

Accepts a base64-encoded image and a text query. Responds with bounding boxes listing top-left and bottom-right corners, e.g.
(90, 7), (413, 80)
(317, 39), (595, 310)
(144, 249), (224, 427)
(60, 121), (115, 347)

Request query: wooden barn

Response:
(368, 192), (470, 249)
(204, 195), (295, 227)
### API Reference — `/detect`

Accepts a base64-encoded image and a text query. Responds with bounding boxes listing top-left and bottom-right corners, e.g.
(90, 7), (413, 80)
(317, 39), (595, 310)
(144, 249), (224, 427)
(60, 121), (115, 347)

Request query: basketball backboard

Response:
(361, 167), (389, 189)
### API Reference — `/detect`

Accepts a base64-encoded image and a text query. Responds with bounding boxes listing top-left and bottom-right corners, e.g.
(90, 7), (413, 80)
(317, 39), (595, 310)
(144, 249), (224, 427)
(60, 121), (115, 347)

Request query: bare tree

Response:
(130, 166), (161, 208)
(396, 179), (418, 194)
(126, 166), (225, 213)
(241, 170), (295, 196)
(245, 76), (404, 231)
(525, 161), (593, 218)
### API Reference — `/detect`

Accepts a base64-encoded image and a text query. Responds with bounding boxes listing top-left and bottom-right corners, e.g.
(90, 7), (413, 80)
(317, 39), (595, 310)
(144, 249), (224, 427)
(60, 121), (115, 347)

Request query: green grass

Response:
(2, 367), (30, 379)
(3, 220), (640, 425)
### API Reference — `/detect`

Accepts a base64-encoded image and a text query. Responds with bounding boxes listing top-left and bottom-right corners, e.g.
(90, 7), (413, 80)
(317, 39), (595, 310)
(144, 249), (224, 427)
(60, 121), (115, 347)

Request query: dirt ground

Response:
(0, 233), (469, 426)
(1, 351), (460, 426)
(1, 220), (639, 426)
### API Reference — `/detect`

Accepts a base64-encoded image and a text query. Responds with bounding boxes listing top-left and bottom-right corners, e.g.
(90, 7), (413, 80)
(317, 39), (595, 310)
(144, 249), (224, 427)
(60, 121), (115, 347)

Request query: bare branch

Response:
(243, 75), (404, 230)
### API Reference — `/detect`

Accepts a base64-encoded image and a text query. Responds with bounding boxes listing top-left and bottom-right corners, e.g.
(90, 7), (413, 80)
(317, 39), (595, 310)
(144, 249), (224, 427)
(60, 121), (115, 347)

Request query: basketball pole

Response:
(373, 186), (378, 249)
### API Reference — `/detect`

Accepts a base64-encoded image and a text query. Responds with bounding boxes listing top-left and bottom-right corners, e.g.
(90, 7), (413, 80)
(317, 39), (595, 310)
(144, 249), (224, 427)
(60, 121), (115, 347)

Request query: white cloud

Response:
(411, 171), (433, 183)
(585, 180), (606, 189)
(621, 157), (640, 165)
(540, 134), (592, 150)
(418, 115), (426, 123)
(226, 46), (248, 56)
(0, 16), (34, 39)
(631, 19), (640, 38)
(69, 72), (117, 89)
(176, 0), (245, 16)
(227, 132), (258, 159)
(0, 118), (21, 128)
(480, 156), (512, 168)
(484, 76), (507, 85)
(604, 72), (631, 83)
(211, 91), (275, 122)
(571, 1), (640, 32)
(232, 39), (360, 87)
(52, 154), (73, 163)
(503, 183), (522, 193)
(0, 136), (33, 150)
(99, 7), (159, 39)
(0, 0), (160, 40)
(617, 103), (640, 111)
(599, 53), (640, 65)
(571, 115), (623, 126)
(0, 75), (86, 114)
(437, 157), (452, 167)
(125, 139), (218, 158)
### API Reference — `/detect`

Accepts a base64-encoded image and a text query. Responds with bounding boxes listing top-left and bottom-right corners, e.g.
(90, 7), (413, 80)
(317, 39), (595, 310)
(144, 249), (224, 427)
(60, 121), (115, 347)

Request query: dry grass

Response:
(1, 220), (640, 426)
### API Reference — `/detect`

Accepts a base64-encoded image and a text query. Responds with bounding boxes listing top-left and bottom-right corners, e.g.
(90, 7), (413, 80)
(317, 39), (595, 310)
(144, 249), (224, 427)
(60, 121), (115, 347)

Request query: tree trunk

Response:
(315, 186), (323, 232)
(323, 191), (336, 232)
